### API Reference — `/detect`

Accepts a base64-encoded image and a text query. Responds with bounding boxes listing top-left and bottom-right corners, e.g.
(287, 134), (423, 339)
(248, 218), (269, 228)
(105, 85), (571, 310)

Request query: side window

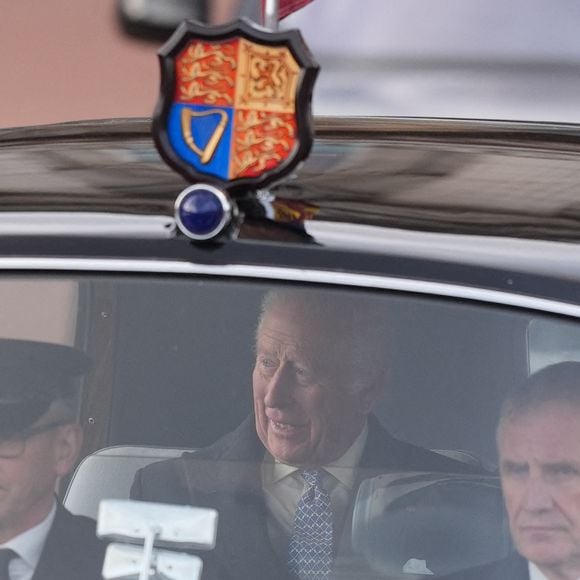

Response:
(527, 317), (580, 373)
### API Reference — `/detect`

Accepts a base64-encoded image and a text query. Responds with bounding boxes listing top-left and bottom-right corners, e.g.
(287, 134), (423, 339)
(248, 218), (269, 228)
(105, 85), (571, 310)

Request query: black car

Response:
(2, 8), (580, 580)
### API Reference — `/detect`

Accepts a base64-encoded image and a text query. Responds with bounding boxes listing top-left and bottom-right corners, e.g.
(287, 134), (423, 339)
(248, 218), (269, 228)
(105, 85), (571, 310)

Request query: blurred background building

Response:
(1, 0), (158, 127)
(284, 0), (580, 120)
(2, 0), (580, 127)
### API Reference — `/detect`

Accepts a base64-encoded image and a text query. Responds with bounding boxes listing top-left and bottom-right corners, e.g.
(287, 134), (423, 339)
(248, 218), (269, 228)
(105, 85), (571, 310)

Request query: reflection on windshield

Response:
(0, 276), (579, 578)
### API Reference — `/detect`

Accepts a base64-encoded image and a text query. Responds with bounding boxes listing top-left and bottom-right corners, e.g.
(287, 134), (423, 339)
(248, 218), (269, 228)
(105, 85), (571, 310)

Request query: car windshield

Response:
(5, 273), (580, 578)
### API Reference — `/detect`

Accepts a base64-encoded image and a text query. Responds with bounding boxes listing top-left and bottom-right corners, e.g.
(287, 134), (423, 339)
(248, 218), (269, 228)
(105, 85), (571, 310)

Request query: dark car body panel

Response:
(1, 116), (580, 311)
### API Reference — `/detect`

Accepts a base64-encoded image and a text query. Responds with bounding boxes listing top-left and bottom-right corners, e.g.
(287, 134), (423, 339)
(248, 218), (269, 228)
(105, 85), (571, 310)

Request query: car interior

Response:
(4, 274), (580, 577)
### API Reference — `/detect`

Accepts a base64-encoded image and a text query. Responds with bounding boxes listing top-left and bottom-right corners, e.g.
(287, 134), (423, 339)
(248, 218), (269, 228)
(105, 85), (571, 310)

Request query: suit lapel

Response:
(502, 552), (529, 579)
(212, 484), (289, 580)
(33, 504), (69, 580)
(33, 504), (79, 580)
(183, 417), (290, 580)
(32, 502), (105, 580)
(358, 415), (481, 478)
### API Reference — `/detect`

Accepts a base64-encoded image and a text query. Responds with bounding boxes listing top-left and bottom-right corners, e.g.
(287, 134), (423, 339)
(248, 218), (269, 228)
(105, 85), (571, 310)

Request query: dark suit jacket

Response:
(131, 414), (478, 580)
(32, 502), (106, 580)
(444, 552), (529, 580)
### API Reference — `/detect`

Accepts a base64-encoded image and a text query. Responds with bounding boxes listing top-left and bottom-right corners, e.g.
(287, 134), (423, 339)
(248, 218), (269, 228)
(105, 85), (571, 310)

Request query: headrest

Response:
(353, 472), (512, 576)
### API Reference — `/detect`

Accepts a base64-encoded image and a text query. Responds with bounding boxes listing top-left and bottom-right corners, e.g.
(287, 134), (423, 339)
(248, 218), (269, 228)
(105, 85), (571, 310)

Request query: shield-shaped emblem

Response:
(153, 19), (319, 191)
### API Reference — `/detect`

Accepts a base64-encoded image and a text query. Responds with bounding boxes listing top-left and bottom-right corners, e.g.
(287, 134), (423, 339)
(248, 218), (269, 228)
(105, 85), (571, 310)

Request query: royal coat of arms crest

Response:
(153, 19), (319, 191)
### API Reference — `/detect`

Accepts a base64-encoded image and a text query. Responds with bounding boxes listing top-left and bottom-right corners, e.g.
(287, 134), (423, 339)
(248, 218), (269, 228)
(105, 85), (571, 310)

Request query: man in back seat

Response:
(0, 339), (105, 580)
(132, 289), (478, 580)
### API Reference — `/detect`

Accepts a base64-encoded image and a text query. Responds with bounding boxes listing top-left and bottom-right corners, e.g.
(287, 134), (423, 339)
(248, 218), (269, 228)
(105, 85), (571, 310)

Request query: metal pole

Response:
(139, 526), (160, 580)
(262, 0), (279, 30)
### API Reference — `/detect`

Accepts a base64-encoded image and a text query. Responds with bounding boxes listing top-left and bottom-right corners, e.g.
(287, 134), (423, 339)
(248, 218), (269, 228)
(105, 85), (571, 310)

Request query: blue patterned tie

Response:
(288, 469), (334, 580)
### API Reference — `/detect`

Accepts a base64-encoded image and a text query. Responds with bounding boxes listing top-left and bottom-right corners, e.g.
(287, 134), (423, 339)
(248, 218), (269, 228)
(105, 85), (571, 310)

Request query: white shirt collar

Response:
(529, 562), (549, 580)
(269, 422), (369, 488)
(0, 500), (56, 573)
(529, 561), (580, 580)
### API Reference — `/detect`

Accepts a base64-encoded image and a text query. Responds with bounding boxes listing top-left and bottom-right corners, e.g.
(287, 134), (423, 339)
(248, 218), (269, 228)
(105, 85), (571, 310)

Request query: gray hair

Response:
(499, 361), (580, 430)
(256, 288), (391, 394)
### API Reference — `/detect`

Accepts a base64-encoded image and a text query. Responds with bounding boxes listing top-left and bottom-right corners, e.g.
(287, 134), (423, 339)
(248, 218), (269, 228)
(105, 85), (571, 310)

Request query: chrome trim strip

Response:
(1, 257), (579, 318)
(0, 213), (174, 238)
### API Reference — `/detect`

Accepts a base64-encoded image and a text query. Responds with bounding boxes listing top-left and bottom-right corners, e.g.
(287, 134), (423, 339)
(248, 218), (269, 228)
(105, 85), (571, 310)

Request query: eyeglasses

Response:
(0, 421), (67, 459)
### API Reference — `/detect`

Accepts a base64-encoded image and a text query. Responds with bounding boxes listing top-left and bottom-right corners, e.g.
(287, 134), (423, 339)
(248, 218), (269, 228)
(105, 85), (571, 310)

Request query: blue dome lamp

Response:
(174, 184), (235, 241)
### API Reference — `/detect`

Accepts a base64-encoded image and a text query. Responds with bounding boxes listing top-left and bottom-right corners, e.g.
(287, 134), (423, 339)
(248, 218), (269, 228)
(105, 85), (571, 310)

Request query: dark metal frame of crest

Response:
(153, 18), (319, 195)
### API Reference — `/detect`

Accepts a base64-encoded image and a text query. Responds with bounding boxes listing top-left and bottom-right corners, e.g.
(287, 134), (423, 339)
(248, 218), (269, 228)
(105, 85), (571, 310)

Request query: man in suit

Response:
(132, 289), (476, 580)
(0, 339), (106, 580)
(447, 361), (580, 580)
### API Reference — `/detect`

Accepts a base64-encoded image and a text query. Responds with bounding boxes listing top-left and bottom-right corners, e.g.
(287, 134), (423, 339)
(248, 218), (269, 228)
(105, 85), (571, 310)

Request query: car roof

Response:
(2, 116), (580, 238)
(1, 115), (580, 303)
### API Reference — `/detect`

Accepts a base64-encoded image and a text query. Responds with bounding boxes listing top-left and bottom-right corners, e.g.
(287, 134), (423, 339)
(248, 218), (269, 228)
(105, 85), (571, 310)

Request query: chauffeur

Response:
(0, 339), (105, 580)
(132, 289), (475, 580)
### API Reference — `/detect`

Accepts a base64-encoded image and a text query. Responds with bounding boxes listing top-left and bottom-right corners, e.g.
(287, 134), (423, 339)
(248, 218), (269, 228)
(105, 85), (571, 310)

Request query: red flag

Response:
(262, 0), (315, 20)
(280, 0), (314, 18)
